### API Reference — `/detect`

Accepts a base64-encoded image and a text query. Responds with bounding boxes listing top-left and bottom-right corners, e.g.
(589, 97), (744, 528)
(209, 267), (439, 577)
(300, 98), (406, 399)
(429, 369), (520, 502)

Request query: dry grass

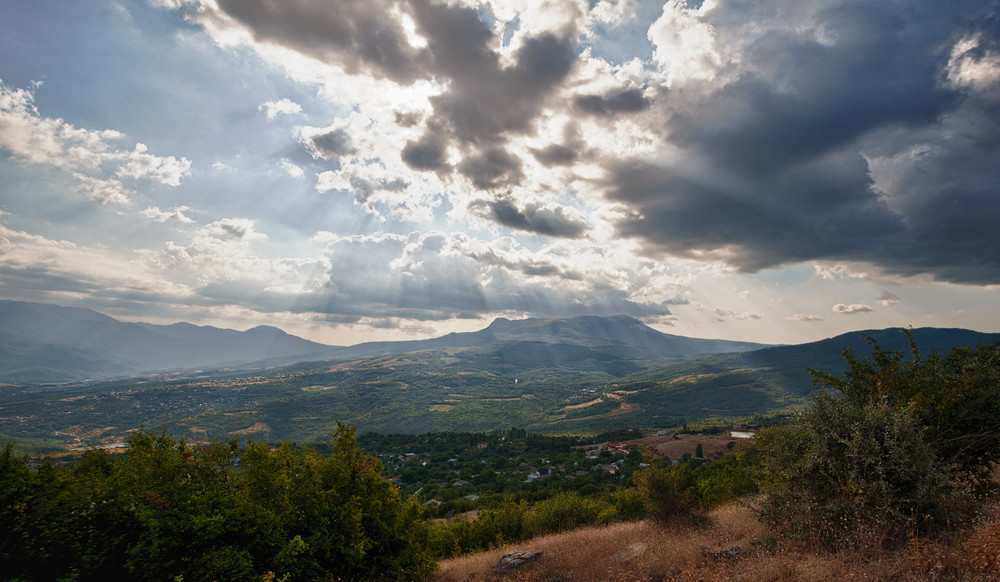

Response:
(433, 501), (1000, 582)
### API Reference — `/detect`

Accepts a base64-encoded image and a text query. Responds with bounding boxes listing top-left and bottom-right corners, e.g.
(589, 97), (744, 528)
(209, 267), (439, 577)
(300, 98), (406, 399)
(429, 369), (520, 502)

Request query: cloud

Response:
(144, 0), (1000, 315)
(791, 313), (824, 322)
(142, 206), (195, 223)
(647, 0), (723, 85)
(833, 303), (874, 315)
(0, 79), (190, 204)
(259, 98), (302, 119)
(470, 198), (588, 239)
(572, 88), (650, 116)
(0, 221), (192, 307)
(878, 290), (901, 306)
(457, 147), (524, 191)
(401, 135), (449, 172)
(215, 0), (426, 84)
(278, 158), (305, 178)
(116, 143), (190, 187)
(693, 303), (764, 322)
(303, 127), (354, 160)
(203, 218), (265, 240)
(300, 231), (684, 322)
(599, 1), (1000, 284)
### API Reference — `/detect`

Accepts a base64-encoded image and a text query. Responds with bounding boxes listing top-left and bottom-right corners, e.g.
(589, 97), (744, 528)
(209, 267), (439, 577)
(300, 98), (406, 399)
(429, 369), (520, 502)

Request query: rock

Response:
(492, 550), (543, 572)
(698, 544), (741, 559)
(613, 542), (649, 565)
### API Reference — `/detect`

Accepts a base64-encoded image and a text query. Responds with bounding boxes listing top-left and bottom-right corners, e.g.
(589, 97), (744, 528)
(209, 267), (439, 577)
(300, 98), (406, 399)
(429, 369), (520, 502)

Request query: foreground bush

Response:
(757, 334), (998, 549)
(0, 423), (434, 581)
(757, 394), (971, 548)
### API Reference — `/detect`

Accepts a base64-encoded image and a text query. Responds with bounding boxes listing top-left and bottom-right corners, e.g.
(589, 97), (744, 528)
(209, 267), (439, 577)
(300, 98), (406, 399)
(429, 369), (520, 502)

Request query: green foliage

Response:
(634, 446), (761, 524)
(635, 461), (700, 522)
(810, 335), (1000, 479)
(757, 334), (996, 549)
(757, 395), (970, 548)
(0, 425), (434, 581)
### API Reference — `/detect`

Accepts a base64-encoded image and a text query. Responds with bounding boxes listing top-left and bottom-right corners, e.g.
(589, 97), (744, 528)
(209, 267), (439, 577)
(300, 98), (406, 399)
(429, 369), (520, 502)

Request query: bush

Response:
(757, 334), (995, 549)
(635, 462), (700, 522)
(0, 424), (435, 581)
(811, 335), (1000, 480)
(757, 395), (970, 548)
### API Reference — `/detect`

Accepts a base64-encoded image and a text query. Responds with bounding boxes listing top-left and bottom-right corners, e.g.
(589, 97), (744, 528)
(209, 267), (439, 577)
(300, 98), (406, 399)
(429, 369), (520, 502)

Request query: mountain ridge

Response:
(0, 301), (768, 384)
(325, 314), (766, 362)
(0, 300), (339, 383)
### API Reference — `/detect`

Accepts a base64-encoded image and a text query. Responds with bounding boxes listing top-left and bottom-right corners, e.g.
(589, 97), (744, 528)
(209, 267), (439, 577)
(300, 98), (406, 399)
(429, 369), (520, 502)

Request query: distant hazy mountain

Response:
(734, 326), (1000, 394)
(0, 303), (768, 384)
(4, 306), (999, 446)
(327, 315), (766, 362)
(0, 300), (339, 383)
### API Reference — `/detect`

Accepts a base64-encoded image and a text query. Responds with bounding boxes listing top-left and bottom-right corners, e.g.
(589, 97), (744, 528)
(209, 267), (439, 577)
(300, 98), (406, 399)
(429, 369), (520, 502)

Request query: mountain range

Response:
(0, 300), (337, 383)
(0, 300), (764, 384)
(2, 300), (1000, 450)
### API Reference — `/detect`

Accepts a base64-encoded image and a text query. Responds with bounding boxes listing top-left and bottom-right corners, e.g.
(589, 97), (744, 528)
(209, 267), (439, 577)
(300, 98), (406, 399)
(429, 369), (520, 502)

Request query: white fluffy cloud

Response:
(142, 205), (195, 223)
(259, 98), (303, 119)
(0, 80), (190, 204)
(833, 303), (874, 315)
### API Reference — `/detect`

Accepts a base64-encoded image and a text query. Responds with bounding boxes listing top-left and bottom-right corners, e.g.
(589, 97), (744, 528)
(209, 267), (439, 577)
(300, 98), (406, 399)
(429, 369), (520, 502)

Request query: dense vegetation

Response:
(0, 424), (433, 582)
(756, 337), (1000, 548)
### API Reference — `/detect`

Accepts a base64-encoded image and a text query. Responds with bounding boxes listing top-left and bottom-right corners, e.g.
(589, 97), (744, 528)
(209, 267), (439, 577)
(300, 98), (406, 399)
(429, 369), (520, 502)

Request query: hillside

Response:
(324, 314), (765, 362)
(0, 302), (765, 384)
(0, 300), (340, 383)
(580, 326), (1000, 433)
(2, 308), (997, 451)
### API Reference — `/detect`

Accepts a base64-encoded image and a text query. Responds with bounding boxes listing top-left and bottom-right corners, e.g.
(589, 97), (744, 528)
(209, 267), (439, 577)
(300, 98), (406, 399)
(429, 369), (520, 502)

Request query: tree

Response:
(757, 333), (998, 548)
(810, 334), (1000, 479)
(756, 394), (969, 548)
(0, 424), (434, 581)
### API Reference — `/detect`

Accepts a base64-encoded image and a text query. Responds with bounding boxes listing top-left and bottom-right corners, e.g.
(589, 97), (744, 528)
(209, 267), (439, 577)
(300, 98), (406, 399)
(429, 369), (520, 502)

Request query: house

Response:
(608, 442), (630, 455)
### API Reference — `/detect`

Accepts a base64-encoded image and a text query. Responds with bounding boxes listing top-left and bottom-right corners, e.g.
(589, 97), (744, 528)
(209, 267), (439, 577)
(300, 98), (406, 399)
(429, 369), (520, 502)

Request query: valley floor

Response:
(435, 501), (1000, 581)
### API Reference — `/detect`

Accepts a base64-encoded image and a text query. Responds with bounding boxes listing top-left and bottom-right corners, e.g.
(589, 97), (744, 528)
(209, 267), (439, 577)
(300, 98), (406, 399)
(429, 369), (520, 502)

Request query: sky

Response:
(1, 0), (999, 347)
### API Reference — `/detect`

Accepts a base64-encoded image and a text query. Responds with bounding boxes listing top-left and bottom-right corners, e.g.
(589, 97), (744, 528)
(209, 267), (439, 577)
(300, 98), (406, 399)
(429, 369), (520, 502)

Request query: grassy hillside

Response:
(435, 502), (1000, 581)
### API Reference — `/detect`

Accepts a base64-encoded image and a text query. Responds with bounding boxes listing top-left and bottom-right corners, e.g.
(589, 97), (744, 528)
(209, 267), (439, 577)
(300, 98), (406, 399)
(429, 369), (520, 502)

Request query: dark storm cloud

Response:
(212, 0), (581, 195)
(572, 88), (650, 116)
(470, 198), (588, 239)
(419, 30), (577, 147)
(401, 134), (449, 171)
(608, 0), (1000, 283)
(393, 111), (423, 128)
(216, 0), (426, 83)
(457, 147), (524, 190)
(530, 143), (577, 166)
(530, 121), (585, 167)
(308, 128), (354, 159)
(608, 151), (904, 271)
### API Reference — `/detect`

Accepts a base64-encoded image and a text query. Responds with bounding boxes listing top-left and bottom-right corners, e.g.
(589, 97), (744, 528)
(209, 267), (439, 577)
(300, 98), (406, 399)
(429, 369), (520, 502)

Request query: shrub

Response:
(635, 462), (700, 522)
(757, 334), (996, 549)
(0, 424), (435, 581)
(757, 395), (970, 548)
(811, 335), (1000, 480)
